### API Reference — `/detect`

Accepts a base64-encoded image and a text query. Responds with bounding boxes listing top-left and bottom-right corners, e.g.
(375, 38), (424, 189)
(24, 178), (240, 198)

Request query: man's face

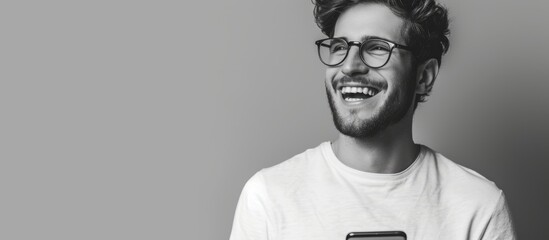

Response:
(325, 3), (417, 138)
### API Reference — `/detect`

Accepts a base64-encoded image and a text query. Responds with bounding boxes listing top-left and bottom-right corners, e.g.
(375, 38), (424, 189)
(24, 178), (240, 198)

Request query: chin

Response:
(334, 111), (387, 138)
(326, 85), (414, 138)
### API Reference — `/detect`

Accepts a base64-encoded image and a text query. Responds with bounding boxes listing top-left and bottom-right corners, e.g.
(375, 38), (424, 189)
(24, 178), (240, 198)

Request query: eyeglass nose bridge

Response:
(347, 41), (362, 47)
(344, 41), (366, 66)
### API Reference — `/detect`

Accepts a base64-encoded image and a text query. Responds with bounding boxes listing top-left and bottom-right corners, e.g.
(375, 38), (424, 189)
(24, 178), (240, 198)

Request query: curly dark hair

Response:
(313, 0), (450, 103)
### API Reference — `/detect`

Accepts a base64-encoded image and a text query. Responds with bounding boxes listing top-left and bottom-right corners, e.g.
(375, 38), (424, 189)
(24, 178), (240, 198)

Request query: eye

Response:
(364, 41), (391, 55)
(330, 42), (348, 54)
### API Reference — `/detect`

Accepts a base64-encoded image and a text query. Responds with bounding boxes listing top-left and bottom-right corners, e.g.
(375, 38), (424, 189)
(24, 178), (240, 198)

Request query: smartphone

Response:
(347, 231), (406, 240)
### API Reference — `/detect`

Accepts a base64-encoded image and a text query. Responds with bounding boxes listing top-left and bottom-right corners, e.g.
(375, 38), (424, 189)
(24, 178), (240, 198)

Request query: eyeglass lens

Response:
(318, 38), (393, 68)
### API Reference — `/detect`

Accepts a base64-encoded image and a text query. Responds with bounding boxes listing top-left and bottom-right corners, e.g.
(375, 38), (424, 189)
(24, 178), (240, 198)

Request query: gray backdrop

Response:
(2, 0), (548, 239)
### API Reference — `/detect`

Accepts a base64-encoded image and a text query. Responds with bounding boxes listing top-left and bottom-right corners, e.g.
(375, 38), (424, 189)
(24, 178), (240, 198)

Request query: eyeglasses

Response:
(315, 37), (412, 68)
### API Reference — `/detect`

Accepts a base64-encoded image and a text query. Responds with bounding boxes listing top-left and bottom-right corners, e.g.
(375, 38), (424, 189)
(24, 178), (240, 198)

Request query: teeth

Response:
(344, 98), (362, 102)
(341, 86), (374, 95)
(341, 86), (380, 102)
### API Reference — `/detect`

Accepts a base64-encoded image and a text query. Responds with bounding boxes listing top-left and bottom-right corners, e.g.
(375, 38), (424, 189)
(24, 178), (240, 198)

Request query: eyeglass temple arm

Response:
(394, 43), (412, 51)
(317, 43), (331, 48)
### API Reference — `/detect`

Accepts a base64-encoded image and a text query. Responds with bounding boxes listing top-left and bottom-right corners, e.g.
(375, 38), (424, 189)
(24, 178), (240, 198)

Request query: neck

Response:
(331, 114), (419, 174)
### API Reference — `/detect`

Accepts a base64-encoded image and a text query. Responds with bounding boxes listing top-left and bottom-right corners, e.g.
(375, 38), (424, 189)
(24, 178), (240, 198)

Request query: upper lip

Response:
(333, 76), (386, 92)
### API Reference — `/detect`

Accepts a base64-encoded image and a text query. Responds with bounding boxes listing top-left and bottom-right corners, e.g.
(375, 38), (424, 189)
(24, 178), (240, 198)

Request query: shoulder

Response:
(262, 142), (326, 175)
(420, 146), (516, 237)
(422, 146), (503, 206)
(246, 142), (329, 196)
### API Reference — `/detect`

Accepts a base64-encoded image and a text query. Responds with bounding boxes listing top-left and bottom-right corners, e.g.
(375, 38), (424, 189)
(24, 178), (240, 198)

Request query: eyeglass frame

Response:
(314, 37), (414, 68)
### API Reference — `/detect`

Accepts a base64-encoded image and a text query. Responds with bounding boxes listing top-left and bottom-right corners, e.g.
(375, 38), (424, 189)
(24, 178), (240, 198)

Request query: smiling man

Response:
(230, 1), (516, 240)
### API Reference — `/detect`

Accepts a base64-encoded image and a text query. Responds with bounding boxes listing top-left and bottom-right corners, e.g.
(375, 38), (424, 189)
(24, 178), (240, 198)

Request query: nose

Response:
(341, 44), (369, 76)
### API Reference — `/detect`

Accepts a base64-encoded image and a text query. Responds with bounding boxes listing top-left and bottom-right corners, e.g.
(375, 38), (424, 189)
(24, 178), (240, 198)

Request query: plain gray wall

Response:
(2, 0), (548, 239)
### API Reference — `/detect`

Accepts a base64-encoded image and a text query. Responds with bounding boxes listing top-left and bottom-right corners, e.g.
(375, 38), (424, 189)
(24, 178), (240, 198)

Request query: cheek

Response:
(325, 68), (338, 89)
(380, 66), (415, 93)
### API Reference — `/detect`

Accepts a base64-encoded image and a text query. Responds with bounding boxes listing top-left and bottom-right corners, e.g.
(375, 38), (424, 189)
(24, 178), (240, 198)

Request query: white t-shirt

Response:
(230, 142), (516, 240)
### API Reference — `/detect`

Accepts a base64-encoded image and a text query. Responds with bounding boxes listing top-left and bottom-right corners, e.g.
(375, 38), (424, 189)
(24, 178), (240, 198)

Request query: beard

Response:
(326, 74), (416, 138)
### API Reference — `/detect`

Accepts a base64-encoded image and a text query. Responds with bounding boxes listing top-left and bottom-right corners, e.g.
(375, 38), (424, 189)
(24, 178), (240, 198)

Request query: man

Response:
(230, 0), (516, 239)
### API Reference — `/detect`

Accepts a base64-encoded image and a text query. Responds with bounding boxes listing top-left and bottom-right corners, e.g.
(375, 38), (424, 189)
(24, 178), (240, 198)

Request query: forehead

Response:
(333, 3), (405, 42)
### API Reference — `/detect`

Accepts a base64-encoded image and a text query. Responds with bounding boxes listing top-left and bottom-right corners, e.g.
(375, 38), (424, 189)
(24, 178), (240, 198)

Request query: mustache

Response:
(332, 76), (387, 91)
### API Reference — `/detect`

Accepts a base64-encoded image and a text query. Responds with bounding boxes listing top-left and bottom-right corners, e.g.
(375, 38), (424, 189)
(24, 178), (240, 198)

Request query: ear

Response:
(415, 58), (439, 95)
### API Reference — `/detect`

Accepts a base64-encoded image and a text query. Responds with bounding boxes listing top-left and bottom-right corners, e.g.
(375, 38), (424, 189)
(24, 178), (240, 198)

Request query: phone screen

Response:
(349, 237), (405, 240)
(347, 231), (406, 240)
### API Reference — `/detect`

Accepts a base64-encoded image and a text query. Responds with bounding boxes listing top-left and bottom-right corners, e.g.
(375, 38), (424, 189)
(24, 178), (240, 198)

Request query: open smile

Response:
(338, 85), (381, 104)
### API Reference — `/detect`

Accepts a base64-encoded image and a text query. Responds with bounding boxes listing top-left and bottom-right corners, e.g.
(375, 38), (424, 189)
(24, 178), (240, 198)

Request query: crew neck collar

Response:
(320, 141), (426, 182)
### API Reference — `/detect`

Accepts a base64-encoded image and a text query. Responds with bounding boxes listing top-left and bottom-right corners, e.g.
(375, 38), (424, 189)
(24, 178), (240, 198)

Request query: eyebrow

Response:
(336, 35), (396, 42)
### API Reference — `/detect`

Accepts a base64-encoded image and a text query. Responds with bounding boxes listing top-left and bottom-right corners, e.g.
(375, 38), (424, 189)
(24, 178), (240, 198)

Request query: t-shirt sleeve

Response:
(481, 191), (517, 240)
(229, 171), (271, 240)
